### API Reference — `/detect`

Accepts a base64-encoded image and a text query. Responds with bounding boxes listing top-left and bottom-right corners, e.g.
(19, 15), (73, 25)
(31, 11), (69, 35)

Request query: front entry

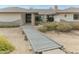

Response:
(25, 13), (31, 23)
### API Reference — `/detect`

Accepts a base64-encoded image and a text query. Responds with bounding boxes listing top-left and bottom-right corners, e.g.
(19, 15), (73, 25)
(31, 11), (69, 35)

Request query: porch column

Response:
(43, 15), (47, 22)
(31, 13), (35, 25)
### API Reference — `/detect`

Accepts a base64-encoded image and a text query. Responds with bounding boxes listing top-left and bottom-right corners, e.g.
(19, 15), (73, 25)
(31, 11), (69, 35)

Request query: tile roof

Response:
(57, 7), (79, 13)
(0, 7), (56, 14)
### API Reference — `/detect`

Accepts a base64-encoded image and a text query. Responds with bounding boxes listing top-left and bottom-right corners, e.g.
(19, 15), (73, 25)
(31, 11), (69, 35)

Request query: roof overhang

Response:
(56, 11), (79, 14)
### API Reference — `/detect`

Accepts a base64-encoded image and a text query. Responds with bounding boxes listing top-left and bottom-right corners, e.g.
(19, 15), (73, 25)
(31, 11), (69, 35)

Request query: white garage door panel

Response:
(0, 13), (21, 21)
(0, 13), (22, 26)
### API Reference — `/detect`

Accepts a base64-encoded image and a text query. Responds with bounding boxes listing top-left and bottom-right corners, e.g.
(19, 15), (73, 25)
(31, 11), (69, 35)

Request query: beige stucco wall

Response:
(54, 14), (74, 22)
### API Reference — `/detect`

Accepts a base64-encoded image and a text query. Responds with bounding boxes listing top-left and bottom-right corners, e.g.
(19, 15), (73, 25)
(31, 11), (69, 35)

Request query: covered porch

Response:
(24, 13), (55, 25)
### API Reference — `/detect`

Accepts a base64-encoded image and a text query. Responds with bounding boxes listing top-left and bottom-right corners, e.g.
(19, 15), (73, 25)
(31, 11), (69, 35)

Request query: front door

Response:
(25, 13), (31, 23)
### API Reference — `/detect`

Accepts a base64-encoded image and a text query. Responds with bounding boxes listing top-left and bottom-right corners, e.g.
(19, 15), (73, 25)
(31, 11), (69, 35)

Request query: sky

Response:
(0, 5), (79, 9)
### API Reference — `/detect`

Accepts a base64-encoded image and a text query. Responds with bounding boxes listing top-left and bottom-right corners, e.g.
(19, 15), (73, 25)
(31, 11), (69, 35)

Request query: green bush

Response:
(38, 26), (48, 32)
(56, 22), (72, 32)
(0, 35), (15, 54)
(43, 22), (57, 31)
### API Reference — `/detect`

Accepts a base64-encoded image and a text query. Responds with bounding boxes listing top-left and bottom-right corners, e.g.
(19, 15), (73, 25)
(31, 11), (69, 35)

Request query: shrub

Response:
(71, 23), (79, 30)
(56, 22), (72, 32)
(0, 25), (19, 28)
(43, 22), (57, 31)
(38, 25), (48, 32)
(38, 22), (73, 32)
(0, 35), (15, 54)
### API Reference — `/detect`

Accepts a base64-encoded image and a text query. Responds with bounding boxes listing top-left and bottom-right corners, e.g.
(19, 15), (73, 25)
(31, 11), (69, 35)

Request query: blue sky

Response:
(0, 5), (79, 9)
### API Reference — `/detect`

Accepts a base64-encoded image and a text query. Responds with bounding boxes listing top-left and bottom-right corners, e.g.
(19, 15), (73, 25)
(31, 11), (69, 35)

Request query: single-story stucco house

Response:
(0, 6), (79, 26)
(54, 7), (79, 22)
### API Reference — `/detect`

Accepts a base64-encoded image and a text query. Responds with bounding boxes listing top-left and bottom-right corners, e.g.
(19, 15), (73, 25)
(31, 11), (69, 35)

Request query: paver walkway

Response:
(22, 25), (63, 53)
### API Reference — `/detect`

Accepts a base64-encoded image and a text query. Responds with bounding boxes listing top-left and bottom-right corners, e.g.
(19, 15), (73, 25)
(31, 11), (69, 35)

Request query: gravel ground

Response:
(0, 27), (32, 54)
(45, 31), (79, 53)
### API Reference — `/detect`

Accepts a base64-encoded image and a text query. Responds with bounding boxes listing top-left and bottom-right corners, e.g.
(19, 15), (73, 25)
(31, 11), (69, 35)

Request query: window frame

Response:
(74, 14), (79, 20)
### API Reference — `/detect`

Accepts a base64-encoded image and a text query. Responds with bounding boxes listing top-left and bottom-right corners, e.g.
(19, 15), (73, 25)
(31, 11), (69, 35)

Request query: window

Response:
(65, 14), (67, 17)
(35, 15), (42, 21)
(47, 15), (54, 22)
(74, 14), (79, 20)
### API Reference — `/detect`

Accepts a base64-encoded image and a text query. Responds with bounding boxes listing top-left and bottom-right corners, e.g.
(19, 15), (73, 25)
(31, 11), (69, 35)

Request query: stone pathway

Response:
(43, 49), (65, 54)
(22, 25), (64, 54)
(0, 27), (65, 54)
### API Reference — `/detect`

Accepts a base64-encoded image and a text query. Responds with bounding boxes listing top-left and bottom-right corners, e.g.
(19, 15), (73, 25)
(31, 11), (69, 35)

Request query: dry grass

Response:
(0, 34), (15, 54)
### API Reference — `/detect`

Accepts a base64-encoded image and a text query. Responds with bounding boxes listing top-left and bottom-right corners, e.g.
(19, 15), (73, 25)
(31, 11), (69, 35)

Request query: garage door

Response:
(0, 13), (22, 26)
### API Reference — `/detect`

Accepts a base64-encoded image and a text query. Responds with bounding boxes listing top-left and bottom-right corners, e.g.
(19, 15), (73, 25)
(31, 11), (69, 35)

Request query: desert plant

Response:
(43, 22), (57, 31)
(56, 22), (72, 32)
(0, 35), (15, 54)
(38, 26), (48, 32)
(71, 23), (79, 30)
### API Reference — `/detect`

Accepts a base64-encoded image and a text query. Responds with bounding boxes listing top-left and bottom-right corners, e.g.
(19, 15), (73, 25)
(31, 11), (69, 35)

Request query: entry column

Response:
(31, 13), (35, 25)
(43, 15), (47, 22)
